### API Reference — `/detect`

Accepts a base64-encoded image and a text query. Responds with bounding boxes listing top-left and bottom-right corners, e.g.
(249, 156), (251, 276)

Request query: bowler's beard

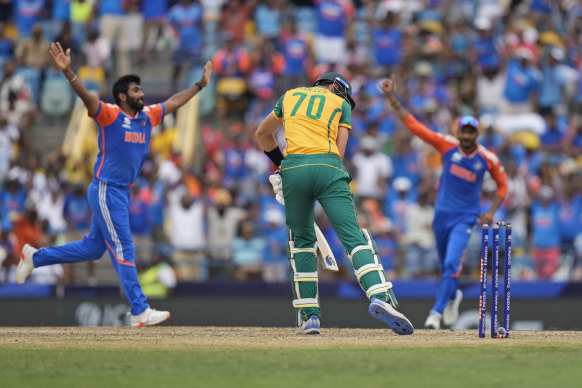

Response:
(127, 95), (144, 111)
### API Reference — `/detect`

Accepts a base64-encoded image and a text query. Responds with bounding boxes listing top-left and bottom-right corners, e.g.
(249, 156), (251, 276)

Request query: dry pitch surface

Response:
(1, 326), (581, 349)
(2, 328), (582, 388)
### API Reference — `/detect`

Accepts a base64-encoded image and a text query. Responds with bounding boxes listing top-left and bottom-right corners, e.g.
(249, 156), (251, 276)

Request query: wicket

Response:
(478, 222), (511, 338)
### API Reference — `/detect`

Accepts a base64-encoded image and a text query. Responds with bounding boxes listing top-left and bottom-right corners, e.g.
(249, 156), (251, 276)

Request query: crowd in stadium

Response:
(1, 0), (582, 291)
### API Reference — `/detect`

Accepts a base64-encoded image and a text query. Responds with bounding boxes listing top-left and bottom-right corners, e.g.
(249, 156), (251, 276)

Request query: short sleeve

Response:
(145, 103), (165, 127)
(339, 100), (352, 130)
(90, 101), (119, 127)
(272, 95), (284, 120)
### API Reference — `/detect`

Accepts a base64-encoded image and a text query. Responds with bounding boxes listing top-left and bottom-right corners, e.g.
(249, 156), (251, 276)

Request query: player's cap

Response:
(314, 72), (356, 110)
(458, 116), (479, 130)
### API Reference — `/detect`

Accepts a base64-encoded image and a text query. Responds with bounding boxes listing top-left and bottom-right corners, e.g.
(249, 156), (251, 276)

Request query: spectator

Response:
(313, 0), (354, 65)
(0, 177), (26, 233)
(97, 0), (130, 77)
(352, 134), (392, 204)
(138, 250), (177, 299)
(128, 185), (152, 259)
(168, 0), (204, 91)
(15, 23), (50, 70)
(280, 18), (313, 92)
(63, 182), (94, 284)
(0, 116), (19, 181)
(401, 191), (438, 278)
(233, 219), (266, 280)
(501, 49), (541, 114)
(261, 207), (287, 282)
(36, 183), (67, 234)
(206, 188), (246, 279)
(531, 185), (561, 279)
(70, 0), (94, 45)
(15, 0), (45, 40)
(46, 0), (71, 42)
(371, 11), (403, 73)
(219, 0), (252, 45)
(167, 188), (206, 281)
(139, 0), (169, 63)
(212, 33), (251, 114)
(254, 0), (282, 48)
(538, 47), (574, 115)
(557, 178), (582, 267)
(387, 176), (413, 237)
(0, 23), (15, 63)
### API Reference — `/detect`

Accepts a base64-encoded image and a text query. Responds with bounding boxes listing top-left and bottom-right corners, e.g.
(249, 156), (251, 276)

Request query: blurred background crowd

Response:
(1, 0), (582, 296)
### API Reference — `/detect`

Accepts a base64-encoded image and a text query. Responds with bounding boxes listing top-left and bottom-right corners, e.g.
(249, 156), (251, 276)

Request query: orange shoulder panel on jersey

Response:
(90, 101), (120, 127)
(478, 144), (508, 198)
(144, 104), (165, 127)
(403, 114), (458, 155)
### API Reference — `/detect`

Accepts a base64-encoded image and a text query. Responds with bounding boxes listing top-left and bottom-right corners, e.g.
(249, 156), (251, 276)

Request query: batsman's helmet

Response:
(314, 72), (356, 110)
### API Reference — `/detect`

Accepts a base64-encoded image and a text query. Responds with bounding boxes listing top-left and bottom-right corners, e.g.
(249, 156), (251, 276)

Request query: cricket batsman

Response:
(379, 75), (507, 329)
(255, 72), (414, 335)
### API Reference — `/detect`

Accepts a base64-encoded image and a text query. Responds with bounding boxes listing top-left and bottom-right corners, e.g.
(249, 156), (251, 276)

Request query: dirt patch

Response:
(1, 327), (581, 350)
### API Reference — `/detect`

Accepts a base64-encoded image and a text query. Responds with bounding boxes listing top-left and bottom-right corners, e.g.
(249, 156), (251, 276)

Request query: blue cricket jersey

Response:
(403, 115), (507, 215)
(90, 102), (165, 186)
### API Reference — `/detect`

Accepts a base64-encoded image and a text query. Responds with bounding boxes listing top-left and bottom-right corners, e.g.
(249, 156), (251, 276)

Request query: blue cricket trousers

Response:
(431, 210), (478, 314)
(33, 179), (148, 315)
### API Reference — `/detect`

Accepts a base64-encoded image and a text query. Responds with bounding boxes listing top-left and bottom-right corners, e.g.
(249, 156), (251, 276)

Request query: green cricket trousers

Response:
(280, 153), (392, 323)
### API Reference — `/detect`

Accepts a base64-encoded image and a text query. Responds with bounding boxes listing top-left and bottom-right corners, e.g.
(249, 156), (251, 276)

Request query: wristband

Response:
(391, 100), (401, 109)
(67, 74), (78, 83)
(195, 81), (204, 90)
(264, 147), (284, 167)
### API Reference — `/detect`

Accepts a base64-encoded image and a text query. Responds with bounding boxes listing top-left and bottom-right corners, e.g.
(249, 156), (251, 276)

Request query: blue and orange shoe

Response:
(369, 297), (414, 335)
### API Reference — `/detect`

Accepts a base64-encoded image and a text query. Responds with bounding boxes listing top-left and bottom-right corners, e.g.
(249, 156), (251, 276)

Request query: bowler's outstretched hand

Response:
(199, 61), (213, 88)
(379, 74), (396, 97)
(49, 42), (71, 71)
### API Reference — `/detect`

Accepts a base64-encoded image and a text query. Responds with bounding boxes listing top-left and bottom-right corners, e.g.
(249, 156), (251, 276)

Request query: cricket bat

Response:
(314, 223), (339, 272)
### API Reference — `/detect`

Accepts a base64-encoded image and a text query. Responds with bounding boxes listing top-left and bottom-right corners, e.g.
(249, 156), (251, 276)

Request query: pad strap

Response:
(293, 298), (319, 308)
(355, 264), (384, 281)
(349, 245), (372, 261)
(294, 272), (319, 282)
(365, 282), (393, 299)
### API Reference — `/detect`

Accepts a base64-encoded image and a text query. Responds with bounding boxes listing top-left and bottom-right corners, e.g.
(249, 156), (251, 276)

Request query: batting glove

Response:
(269, 171), (285, 205)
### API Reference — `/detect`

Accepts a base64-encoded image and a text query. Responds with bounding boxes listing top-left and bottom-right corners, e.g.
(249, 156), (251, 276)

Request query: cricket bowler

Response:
(379, 75), (507, 329)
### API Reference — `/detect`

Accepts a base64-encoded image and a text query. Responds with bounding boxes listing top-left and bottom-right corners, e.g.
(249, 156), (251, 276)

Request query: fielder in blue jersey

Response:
(380, 75), (508, 329)
(16, 42), (213, 327)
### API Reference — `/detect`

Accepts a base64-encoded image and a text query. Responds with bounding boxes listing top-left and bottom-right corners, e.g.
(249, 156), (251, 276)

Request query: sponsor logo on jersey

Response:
(451, 152), (463, 163)
(450, 163), (477, 182)
(122, 117), (132, 129)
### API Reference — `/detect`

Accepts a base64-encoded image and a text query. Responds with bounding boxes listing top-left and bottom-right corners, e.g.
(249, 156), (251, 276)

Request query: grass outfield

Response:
(1, 327), (581, 388)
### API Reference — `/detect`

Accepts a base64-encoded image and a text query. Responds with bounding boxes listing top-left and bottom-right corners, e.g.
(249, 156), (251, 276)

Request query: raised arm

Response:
(163, 61), (213, 115)
(50, 42), (100, 116)
(380, 74), (455, 154)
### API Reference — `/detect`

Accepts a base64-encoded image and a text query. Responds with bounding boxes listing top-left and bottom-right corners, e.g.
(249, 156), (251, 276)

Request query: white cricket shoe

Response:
(16, 244), (37, 284)
(443, 289), (463, 326)
(130, 307), (171, 327)
(424, 311), (442, 329)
